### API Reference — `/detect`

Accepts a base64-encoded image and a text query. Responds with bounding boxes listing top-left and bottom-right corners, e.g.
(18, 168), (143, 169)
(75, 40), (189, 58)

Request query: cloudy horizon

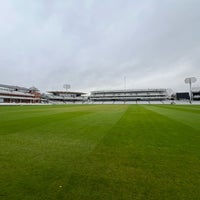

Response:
(0, 0), (199, 93)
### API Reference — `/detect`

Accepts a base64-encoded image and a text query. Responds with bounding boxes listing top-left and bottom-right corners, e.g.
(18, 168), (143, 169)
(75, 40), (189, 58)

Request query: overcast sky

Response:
(0, 0), (199, 92)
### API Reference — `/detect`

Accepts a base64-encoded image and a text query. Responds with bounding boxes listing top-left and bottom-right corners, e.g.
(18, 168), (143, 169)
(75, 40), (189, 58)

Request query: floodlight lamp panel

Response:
(184, 77), (197, 84)
(184, 78), (190, 84)
(63, 84), (71, 90)
(191, 77), (197, 83)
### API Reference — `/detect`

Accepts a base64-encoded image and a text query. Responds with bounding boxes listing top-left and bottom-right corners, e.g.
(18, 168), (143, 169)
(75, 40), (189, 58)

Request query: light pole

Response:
(63, 84), (71, 91)
(124, 76), (126, 91)
(184, 77), (197, 103)
(124, 76), (126, 104)
(63, 84), (71, 103)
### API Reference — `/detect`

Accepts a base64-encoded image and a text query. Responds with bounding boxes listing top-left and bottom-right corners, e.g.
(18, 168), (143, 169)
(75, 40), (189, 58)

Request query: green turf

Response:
(0, 104), (200, 200)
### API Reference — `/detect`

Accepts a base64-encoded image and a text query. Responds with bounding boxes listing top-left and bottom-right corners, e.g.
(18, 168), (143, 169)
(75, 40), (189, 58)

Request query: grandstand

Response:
(1, 83), (199, 105)
(0, 84), (41, 103)
(176, 92), (190, 100)
(89, 89), (170, 104)
(43, 91), (86, 104)
(192, 87), (200, 100)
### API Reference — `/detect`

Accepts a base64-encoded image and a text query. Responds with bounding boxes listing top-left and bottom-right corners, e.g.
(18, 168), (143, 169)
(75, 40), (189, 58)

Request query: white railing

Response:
(0, 95), (40, 100)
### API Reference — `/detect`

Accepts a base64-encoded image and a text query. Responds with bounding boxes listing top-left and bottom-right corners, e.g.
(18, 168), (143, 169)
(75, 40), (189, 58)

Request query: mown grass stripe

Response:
(0, 105), (128, 200)
(60, 105), (200, 200)
(155, 104), (200, 114)
(144, 105), (200, 131)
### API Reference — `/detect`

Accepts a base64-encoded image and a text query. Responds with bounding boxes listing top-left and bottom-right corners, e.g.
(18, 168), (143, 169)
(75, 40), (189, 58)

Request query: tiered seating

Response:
(89, 89), (170, 104)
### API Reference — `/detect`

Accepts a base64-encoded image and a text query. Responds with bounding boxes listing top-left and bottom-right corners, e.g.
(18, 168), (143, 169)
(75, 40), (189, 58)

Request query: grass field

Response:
(0, 104), (200, 200)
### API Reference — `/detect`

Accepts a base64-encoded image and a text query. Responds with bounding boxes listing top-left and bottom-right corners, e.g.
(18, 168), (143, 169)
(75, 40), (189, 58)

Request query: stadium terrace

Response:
(89, 89), (170, 102)
(42, 91), (87, 104)
(0, 83), (200, 104)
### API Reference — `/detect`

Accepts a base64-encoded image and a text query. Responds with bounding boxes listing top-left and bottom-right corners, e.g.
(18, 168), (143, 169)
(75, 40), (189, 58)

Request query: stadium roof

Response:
(47, 91), (86, 95)
(0, 84), (30, 91)
(29, 86), (39, 91)
(91, 89), (168, 93)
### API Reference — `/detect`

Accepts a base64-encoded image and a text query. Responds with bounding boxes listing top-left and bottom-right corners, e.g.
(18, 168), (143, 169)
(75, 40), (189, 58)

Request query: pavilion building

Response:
(0, 84), (41, 103)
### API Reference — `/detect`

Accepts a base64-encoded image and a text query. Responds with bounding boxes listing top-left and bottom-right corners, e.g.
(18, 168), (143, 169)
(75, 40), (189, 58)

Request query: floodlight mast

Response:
(184, 77), (197, 103)
(124, 76), (127, 104)
(63, 84), (71, 91)
(124, 76), (126, 91)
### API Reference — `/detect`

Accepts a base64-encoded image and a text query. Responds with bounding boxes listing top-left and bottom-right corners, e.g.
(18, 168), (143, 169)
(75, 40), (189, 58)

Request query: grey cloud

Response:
(0, 0), (199, 93)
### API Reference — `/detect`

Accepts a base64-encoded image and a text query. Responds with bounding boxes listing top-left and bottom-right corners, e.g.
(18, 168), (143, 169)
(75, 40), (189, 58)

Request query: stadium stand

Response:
(192, 87), (200, 101)
(1, 83), (199, 105)
(176, 92), (190, 100)
(43, 91), (86, 104)
(89, 89), (170, 104)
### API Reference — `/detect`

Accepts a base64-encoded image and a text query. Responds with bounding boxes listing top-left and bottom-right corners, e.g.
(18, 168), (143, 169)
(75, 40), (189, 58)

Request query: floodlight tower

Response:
(63, 84), (71, 91)
(124, 76), (126, 91)
(124, 76), (127, 104)
(184, 77), (197, 103)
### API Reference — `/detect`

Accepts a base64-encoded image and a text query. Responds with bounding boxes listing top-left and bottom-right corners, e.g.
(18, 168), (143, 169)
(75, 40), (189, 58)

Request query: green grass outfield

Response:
(0, 104), (200, 200)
